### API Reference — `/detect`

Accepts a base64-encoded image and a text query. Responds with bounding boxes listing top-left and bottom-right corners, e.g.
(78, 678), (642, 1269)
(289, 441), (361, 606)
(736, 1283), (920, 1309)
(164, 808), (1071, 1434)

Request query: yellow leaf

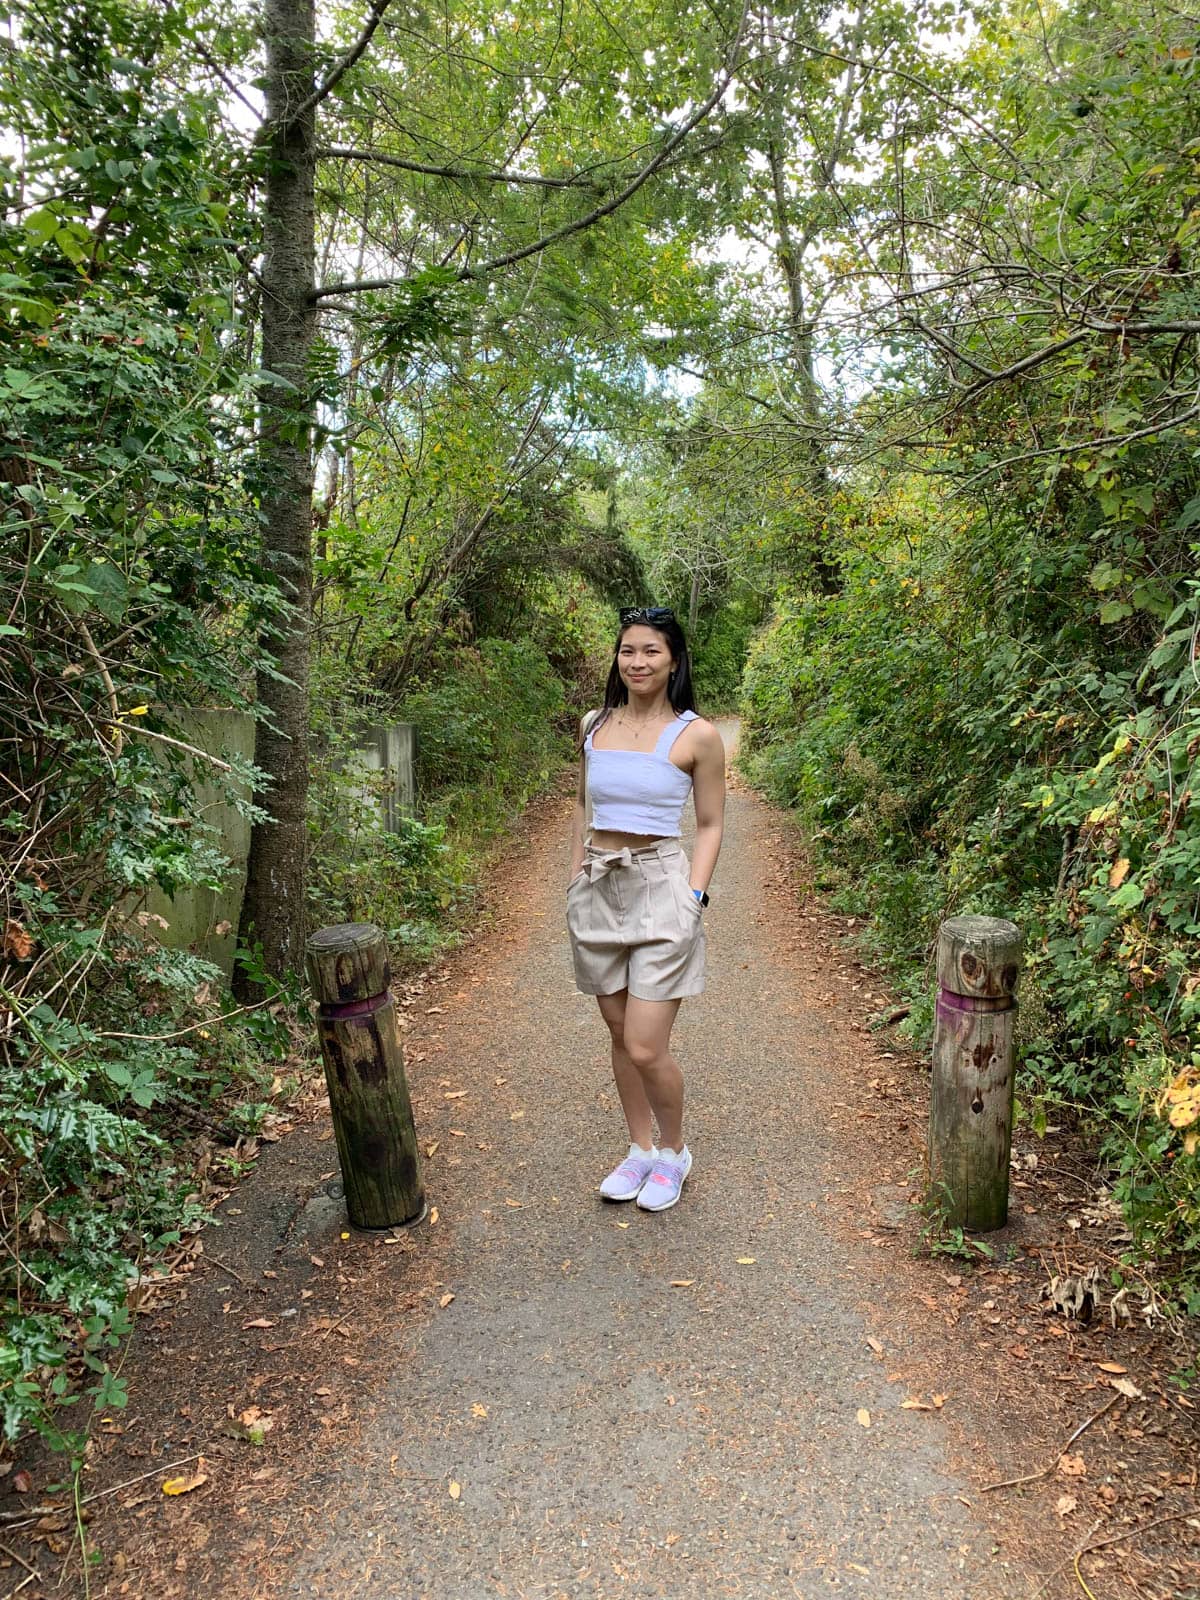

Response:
(856, 1408), (871, 1428)
(504, 1197), (523, 1208)
(471, 1404), (488, 1419)
(1108, 857), (1131, 889)
(438, 1292), (455, 1309)
(429, 1207), (439, 1224)
(736, 1256), (756, 1265)
(931, 1394), (947, 1408)
(163, 1465), (208, 1496)
(615, 1221), (630, 1229)
(901, 1398), (932, 1411)
(448, 1480), (461, 1500)
(1185, 1132), (1198, 1156)
(425, 1141), (439, 1158)
(670, 1279), (695, 1288)
(125, 705), (149, 717)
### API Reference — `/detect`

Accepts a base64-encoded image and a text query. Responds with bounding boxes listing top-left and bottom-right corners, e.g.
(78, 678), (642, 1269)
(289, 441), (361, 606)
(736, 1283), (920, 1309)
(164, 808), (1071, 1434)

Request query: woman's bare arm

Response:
(567, 713), (592, 883)
(688, 722), (726, 895)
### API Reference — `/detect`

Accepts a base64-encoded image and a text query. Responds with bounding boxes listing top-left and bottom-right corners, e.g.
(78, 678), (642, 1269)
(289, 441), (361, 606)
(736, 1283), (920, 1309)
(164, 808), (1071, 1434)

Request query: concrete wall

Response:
(145, 713), (415, 980)
(346, 722), (417, 832)
(143, 710), (256, 980)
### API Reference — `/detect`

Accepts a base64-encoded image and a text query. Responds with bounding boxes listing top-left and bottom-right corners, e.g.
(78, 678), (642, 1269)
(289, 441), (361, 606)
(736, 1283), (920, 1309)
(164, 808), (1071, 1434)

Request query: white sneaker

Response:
(636, 1146), (692, 1211)
(599, 1144), (658, 1201)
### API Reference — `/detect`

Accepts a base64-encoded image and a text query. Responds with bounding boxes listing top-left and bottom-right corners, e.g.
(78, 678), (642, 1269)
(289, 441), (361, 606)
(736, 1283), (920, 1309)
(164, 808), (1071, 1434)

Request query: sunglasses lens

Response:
(619, 606), (674, 625)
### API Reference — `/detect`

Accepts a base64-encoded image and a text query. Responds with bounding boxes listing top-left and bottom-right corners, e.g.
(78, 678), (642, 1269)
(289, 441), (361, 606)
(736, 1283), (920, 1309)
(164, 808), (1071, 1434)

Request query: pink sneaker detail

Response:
(636, 1147), (692, 1212)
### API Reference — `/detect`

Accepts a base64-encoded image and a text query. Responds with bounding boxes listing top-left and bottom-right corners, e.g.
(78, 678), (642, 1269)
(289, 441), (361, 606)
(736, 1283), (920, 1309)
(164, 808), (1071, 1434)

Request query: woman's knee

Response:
(624, 1033), (664, 1072)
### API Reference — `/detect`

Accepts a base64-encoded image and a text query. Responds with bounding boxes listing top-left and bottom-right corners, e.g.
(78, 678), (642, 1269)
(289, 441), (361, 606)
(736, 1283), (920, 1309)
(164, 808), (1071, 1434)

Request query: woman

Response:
(566, 605), (726, 1212)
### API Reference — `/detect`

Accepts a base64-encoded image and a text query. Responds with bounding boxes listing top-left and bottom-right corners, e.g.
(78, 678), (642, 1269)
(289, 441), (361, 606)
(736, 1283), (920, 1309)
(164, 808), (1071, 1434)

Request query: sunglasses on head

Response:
(619, 606), (675, 626)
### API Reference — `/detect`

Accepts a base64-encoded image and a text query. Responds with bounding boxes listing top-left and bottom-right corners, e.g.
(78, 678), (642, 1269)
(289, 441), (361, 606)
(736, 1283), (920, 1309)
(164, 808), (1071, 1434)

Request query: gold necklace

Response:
(616, 708), (667, 735)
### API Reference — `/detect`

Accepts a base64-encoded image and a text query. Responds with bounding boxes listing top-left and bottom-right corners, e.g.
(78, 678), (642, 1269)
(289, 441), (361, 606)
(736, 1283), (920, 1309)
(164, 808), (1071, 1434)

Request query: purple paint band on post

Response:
(318, 991), (391, 1021)
(936, 989), (1013, 1017)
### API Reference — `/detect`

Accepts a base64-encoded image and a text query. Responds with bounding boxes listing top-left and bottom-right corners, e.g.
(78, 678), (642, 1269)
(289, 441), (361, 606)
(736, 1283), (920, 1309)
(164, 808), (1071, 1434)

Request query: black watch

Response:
(693, 888), (709, 907)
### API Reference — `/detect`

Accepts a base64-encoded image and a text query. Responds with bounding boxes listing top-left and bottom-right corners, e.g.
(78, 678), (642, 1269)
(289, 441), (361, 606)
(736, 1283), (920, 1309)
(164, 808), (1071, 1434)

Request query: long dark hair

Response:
(586, 611), (697, 742)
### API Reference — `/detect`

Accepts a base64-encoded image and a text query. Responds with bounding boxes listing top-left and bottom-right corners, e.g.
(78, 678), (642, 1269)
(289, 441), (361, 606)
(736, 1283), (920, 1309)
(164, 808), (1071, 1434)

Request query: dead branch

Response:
(980, 1392), (1123, 1492)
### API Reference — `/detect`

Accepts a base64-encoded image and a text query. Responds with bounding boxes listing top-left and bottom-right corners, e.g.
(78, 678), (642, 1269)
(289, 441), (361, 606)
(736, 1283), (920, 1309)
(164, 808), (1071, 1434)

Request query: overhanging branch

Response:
(319, 144), (602, 191)
(312, 0), (752, 302)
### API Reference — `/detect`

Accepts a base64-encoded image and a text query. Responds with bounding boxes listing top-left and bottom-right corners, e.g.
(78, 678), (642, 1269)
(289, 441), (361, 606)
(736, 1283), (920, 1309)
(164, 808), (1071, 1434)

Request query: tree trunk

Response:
(236, 0), (317, 991)
(766, 138), (839, 597)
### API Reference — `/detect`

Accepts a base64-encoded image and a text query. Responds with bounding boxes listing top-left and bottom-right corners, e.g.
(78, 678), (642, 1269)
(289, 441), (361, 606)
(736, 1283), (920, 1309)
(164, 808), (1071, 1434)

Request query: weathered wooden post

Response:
(306, 922), (425, 1230)
(928, 915), (1022, 1232)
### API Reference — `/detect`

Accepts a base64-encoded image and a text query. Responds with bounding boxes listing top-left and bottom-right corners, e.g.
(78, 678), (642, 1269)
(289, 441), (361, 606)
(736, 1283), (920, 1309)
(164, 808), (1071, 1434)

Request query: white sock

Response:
(630, 1141), (655, 1158)
(659, 1144), (687, 1162)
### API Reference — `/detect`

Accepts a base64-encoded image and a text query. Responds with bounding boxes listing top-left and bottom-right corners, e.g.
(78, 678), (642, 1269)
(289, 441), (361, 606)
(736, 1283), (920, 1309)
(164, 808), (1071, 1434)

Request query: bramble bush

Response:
(740, 500), (1200, 1307)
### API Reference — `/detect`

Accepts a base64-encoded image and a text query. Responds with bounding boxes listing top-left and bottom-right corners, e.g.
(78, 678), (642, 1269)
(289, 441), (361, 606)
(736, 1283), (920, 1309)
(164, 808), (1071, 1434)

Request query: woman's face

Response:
(617, 625), (675, 699)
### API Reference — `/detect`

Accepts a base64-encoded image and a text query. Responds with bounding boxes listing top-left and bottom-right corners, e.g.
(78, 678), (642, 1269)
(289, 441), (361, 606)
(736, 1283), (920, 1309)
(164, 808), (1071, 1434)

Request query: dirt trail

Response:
(277, 726), (1034, 1599)
(33, 725), (1198, 1599)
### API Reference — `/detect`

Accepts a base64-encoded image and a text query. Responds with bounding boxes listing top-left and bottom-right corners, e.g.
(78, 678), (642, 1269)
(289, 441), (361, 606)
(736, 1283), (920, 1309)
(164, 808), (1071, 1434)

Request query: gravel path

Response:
(280, 725), (1036, 1599)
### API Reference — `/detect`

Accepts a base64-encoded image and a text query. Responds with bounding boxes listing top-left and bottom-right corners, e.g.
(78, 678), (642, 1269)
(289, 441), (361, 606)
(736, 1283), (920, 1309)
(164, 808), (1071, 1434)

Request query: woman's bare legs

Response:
(595, 991), (684, 1151)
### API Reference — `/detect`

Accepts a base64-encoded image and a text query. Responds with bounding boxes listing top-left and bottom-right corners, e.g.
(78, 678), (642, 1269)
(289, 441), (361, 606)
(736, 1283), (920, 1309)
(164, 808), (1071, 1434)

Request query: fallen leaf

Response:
(1109, 1376), (1142, 1399)
(444, 1090), (468, 1100)
(425, 1141), (439, 1158)
(438, 1292), (455, 1309)
(846, 1565), (871, 1578)
(1058, 1453), (1087, 1478)
(241, 1317), (277, 1330)
(162, 1466), (208, 1496)
(1096, 1362), (1128, 1374)
(429, 1207), (439, 1224)
(1056, 1494), (1078, 1518)
(931, 1394), (947, 1408)
(448, 1480), (461, 1501)
(494, 1077), (508, 1086)
(670, 1279), (695, 1288)
(665, 1532), (680, 1547)
(510, 1109), (525, 1120)
(866, 1337), (884, 1356)
(3, 919), (35, 961)
(736, 1256), (756, 1265)
(471, 1404), (487, 1419)
(504, 1197), (523, 1208)
(1108, 857), (1131, 889)
(615, 1221), (630, 1229)
(856, 1408), (871, 1428)
(901, 1398), (933, 1411)
(12, 1470), (32, 1494)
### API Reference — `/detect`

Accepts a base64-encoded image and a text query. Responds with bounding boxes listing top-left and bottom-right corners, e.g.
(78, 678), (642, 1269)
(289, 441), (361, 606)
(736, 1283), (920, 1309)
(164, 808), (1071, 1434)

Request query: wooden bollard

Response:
(928, 915), (1022, 1232)
(306, 923), (425, 1230)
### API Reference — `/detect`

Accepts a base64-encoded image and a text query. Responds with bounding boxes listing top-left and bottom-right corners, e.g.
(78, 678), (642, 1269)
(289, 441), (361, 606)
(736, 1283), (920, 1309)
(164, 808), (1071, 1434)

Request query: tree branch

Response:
(318, 144), (602, 191)
(312, 0), (751, 301)
(285, 0), (394, 132)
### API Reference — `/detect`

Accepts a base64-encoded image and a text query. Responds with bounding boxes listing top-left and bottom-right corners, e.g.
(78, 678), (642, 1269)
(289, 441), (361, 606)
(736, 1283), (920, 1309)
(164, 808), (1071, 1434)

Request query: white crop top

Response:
(585, 710), (699, 836)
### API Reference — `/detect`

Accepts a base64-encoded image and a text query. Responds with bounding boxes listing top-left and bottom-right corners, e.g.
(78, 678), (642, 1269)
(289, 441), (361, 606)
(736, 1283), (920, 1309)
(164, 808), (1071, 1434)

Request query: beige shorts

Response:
(566, 839), (705, 1002)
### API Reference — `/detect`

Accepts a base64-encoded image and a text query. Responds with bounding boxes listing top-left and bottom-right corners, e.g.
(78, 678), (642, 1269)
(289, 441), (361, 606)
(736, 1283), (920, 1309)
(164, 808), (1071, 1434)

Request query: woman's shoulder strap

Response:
(581, 708), (604, 747)
(654, 708), (699, 756)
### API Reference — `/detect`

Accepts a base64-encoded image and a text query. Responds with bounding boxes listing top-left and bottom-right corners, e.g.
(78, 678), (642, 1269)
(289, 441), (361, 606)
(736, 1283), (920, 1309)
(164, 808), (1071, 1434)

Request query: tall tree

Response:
(237, 0), (750, 979)
(237, 0), (319, 985)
